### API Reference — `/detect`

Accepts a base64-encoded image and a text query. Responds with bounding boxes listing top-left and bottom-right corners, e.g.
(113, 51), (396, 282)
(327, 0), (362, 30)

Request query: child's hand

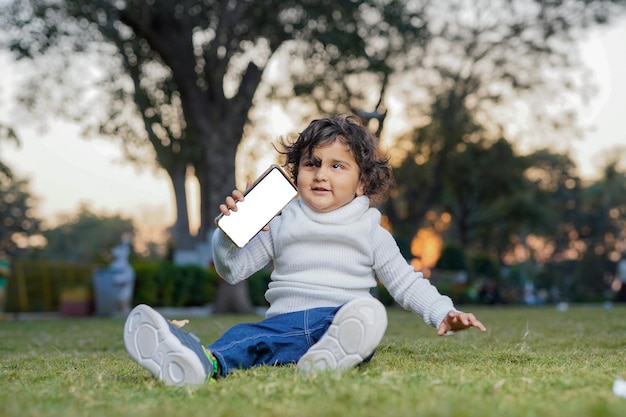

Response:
(216, 188), (270, 231)
(218, 189), (245, 216)
(437, 310), (487, 336)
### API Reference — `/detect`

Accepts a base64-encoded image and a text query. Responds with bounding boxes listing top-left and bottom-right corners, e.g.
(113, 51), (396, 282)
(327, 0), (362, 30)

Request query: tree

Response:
(582, 162), (626, 250)
(0, 130), (43, 257)
(0, 124), (19, 181)
(0, 0), (430, 246)
(524, 149), (584, 261)
(383, 0), (625, 245)
(0, 0), (432, 312)
(442, 138), (533, 249)
(0, 175), (43, 257)
(574, 161), (626, 297)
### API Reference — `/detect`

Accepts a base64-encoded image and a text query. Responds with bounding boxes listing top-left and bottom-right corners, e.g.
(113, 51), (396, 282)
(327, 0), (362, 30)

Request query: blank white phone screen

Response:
(217, 166), (297, 248)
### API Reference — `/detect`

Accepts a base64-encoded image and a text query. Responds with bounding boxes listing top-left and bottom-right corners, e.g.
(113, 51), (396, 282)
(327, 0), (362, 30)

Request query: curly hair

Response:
(276, 114), (393, 203)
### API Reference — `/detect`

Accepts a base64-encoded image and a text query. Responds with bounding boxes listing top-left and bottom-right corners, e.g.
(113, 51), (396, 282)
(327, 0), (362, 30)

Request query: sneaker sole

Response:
(124, 304), (206, 386)
(297, 298), (388, 373)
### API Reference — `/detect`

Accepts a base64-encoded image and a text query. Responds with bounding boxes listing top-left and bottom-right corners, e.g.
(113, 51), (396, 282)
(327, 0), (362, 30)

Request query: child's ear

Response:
(356, 180), (365, 196)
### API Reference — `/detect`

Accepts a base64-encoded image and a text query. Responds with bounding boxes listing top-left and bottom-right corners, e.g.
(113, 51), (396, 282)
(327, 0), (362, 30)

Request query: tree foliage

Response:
(0, 0), (435, 251)
(0, 175), (42, 257)
(0, 124), (19, 181)
(36, 205), (135, 264)
(442, 138), (534, 249)
(0, 132), (43, 257)
(524, 149), (584, 261)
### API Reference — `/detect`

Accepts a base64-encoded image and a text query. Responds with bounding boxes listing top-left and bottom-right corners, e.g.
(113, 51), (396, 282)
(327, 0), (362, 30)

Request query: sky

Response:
(569, 17), (626, 177)
(1, 17), (626, 243)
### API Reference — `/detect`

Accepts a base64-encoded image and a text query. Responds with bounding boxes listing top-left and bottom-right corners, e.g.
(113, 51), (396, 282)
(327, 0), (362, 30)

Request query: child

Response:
(124, 114), (486, 386)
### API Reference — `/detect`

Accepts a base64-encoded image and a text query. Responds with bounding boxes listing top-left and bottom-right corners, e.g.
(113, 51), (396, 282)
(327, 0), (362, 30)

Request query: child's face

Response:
(296, 139), (364, 213)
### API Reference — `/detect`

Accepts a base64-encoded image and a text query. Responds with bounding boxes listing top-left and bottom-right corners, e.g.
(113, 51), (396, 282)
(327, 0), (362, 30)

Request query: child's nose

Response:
(314, 167), (328, 181)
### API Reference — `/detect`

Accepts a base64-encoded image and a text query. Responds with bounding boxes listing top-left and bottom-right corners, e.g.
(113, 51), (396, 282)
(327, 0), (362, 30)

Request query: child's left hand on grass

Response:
(437, 310), (487, 336)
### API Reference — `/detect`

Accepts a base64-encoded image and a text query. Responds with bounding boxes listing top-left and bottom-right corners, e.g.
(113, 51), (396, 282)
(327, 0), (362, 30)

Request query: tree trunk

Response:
(198, 124), (256, 314)
(212, 280), (255, 314)
(166, 163), (195, 250)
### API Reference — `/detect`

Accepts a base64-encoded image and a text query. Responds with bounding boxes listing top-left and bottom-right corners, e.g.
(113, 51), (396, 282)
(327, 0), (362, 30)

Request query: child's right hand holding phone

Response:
(218, 189), (245, 217)
(217, 189), (270, 232)
(214, 165), (297, 248)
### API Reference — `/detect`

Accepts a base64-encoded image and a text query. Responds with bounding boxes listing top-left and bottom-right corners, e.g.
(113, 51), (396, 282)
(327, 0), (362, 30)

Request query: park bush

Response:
(133, 262), (273, 308)
(468, 251), (499, 279)
(4, 259), (271, 312)
(132, 261), (218, 307)
(5, 259), (96, 312)
(435, 243), (467, 271)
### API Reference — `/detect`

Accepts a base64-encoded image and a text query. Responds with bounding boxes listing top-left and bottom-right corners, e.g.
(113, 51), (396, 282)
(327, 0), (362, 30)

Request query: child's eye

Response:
(302, 157), (321, 168)
(332, 163), (343, 169)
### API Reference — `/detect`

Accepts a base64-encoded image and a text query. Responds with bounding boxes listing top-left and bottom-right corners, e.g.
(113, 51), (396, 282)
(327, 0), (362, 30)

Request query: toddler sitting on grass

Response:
(124, 114), (486, 386)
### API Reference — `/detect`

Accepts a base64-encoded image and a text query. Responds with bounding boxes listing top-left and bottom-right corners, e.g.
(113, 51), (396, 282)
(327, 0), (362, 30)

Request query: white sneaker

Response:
(124, 304), (212, 386)
(297, 298), (387, 373)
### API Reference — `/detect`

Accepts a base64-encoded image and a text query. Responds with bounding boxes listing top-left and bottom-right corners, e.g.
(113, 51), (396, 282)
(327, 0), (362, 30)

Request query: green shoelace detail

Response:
(204, 348), (219, 377)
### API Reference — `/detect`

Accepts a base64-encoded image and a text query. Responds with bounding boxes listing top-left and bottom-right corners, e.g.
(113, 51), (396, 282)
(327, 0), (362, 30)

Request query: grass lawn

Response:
(1, 304), (625, 417)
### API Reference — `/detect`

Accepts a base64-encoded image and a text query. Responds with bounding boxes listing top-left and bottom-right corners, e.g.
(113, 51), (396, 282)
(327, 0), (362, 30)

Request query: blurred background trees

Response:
(33, 205), (135, 264)
(1, 0), (626, 309)
(0, 133), (43, 257)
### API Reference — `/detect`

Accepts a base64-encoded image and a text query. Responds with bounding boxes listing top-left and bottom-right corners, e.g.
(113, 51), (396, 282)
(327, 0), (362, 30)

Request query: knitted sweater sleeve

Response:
(211, 224), (274, 284)
(371, 224), (455, 328)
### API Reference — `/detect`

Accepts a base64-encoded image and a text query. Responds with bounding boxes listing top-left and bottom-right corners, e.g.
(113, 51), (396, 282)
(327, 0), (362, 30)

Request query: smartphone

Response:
(215, 164), (298, 248)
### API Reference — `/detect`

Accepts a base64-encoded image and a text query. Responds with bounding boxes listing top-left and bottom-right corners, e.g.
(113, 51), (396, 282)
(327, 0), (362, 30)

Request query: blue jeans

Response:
(207, 306), (342, 377)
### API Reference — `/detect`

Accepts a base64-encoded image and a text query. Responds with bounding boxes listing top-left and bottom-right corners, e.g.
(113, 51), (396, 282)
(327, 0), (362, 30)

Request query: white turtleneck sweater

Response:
(211, 196), (455, 328)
